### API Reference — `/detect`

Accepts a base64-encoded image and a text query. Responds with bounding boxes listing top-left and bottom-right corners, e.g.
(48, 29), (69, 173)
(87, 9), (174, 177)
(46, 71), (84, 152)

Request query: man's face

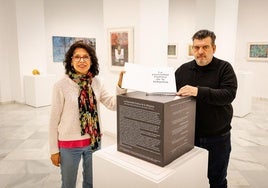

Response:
(192, 37), (216, 66)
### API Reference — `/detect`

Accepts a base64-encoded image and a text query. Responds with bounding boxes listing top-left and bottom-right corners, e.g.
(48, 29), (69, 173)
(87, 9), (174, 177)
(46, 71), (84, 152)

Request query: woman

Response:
(49, 41), (126, 188)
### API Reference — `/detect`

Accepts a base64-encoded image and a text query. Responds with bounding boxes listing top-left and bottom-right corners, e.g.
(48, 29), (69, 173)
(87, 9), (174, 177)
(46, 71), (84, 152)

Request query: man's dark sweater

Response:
(175, 57), (238, 137)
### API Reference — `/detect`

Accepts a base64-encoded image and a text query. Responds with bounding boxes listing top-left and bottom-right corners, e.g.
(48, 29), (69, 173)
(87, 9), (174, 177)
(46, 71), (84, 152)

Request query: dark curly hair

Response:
(63, 40), (99, 77)
(192, 29), (216, 46)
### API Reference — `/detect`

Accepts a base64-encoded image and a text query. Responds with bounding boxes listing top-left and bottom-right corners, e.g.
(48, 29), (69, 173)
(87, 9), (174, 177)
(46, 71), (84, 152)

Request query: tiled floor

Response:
(0, 98), (267, 188)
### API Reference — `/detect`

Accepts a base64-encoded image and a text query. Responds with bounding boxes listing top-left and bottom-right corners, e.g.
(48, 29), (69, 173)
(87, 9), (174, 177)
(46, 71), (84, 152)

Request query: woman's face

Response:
(71, 48), (91, 75)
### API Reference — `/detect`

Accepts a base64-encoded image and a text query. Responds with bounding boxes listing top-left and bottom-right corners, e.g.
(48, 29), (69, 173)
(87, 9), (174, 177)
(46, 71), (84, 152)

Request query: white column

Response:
(195, 0), (216, 31)
(214, 0), (239, 64)
(15, 0), (47, 75)
(138, 0), (169, 66)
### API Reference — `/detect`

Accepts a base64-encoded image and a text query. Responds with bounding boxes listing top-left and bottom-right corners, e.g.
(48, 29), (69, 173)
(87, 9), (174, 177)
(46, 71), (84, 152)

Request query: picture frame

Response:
(167, 43), (177, 58)
(188, 44), (194, 57)
(107, 27), (134, 71)
(52, 36), (96, 62)
(247, 42), (268, 61)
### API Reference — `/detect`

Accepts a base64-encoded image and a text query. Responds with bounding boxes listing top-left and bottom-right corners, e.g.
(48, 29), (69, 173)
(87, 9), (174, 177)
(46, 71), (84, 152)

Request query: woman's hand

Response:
(118, 71), (125, 88)
(50, 152), (60, 167)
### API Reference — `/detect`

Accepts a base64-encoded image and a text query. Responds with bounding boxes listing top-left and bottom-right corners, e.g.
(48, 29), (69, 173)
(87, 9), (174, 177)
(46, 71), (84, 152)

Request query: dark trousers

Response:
(195, 132), (231, 188)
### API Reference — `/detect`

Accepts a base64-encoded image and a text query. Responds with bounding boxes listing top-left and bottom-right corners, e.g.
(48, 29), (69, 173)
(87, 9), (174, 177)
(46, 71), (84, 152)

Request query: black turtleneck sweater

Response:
(175, 57), (237, 137)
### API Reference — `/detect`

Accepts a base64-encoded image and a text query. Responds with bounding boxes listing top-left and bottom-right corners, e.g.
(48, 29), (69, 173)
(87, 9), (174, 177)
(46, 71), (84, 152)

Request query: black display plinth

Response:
(117, 91), (196, 167)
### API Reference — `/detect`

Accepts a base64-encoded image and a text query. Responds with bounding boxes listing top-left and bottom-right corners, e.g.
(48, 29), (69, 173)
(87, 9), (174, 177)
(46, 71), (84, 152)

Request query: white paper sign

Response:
(122, 63), (177, 94)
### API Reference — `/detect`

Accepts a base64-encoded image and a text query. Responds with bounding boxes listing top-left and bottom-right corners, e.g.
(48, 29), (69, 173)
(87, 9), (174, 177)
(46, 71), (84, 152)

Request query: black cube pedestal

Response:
(117, 91), (196, 167)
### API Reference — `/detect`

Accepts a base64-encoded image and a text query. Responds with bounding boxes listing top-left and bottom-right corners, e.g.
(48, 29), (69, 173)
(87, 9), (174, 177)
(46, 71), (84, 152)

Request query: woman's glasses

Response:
(72, 56), (90, 62)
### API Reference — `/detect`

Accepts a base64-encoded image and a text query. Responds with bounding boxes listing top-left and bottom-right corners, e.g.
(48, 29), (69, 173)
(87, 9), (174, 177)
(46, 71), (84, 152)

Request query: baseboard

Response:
(0, 101), (16, 105)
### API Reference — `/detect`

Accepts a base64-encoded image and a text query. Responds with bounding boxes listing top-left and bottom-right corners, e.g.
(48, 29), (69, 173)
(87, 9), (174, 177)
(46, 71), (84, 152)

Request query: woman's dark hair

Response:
(63, 40), (99, 77)
(192, 29), (216, 46)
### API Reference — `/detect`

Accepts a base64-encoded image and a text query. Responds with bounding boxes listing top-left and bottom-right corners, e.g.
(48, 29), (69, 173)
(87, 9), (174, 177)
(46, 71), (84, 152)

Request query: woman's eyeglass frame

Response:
(72, 56), (90, 62)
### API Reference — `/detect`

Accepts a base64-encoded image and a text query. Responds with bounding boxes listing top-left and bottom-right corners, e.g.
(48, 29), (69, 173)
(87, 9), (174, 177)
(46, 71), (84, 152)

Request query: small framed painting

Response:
(188, 44), (194, 57)
(167, 43), (177, 58)
(247, 42), (268, 61)
(107, 27), (134, 71)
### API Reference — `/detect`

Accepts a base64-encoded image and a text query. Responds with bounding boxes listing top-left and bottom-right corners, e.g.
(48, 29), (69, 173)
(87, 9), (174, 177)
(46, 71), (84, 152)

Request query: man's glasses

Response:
(72, 56), (90, 62)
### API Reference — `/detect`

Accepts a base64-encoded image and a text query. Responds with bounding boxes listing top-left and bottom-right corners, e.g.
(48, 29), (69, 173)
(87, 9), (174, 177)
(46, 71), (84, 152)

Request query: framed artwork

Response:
(52, 36), (96, 62)
(108, 27), (134, 71)
(188, 44), (194, 57)
(167, 43), (177, 58)
(247, 42), (268, 61)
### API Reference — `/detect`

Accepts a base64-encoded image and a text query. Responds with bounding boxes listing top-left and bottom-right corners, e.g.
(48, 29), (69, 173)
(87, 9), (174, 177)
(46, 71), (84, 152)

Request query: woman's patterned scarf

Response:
(69, 71), (101, 150)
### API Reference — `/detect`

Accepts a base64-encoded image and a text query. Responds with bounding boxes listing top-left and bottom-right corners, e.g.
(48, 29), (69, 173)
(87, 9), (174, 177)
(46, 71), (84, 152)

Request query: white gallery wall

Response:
(235, 0), (268, 99)
(1, 0), (268, 133)
(102, 0), (169, 134)
(0, 0), (21, 103)
(168, 0), (216, 68)
(102, 0), (139, 134)
(168, 0), (239, 67)
(44, 0), (105, 79)
(16, 0), (47, 103)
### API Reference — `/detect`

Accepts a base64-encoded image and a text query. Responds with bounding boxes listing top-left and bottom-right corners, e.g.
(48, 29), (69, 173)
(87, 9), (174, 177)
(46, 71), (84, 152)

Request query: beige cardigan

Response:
(48, 75), (126, 154)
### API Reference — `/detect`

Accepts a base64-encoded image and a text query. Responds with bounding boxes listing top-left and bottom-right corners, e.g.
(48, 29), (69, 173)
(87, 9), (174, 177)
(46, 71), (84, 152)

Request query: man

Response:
(175, 29), (237, 188)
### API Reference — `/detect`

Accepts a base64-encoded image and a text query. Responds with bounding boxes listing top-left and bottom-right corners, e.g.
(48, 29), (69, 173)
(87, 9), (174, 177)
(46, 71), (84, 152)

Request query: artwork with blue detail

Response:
(52, 36), (96, 62)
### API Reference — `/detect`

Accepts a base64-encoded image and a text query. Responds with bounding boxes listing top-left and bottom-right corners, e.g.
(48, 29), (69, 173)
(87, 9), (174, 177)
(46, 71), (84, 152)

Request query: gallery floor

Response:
(0, 98), (267, 188)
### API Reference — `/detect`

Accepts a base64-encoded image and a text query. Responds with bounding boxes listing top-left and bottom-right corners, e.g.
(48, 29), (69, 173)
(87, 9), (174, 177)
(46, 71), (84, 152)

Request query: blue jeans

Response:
(59, 144), (100, 188)
(195, 132), (231, 188)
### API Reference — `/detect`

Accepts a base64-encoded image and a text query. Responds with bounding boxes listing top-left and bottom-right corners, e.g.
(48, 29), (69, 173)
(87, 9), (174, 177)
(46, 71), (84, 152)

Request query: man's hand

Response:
(177, 85), (198, 97)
